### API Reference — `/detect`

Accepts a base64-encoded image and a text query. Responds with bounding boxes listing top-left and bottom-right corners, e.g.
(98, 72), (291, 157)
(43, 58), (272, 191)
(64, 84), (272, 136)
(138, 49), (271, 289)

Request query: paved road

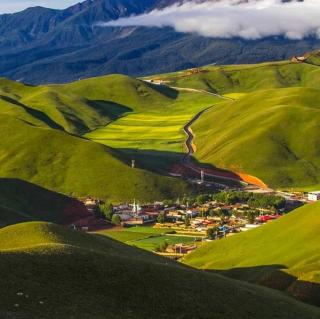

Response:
(181, 106), (268, 188)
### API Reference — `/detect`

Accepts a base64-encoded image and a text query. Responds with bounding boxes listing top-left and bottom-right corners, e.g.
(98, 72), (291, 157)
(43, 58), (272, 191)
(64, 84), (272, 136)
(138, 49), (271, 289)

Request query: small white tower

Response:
(200, 170), (204, 183)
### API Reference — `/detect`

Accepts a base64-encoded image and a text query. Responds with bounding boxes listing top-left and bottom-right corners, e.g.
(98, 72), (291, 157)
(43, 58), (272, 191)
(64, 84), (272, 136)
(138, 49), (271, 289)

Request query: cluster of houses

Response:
(78, 187), (318, 234)
(110, 199), (285, 233)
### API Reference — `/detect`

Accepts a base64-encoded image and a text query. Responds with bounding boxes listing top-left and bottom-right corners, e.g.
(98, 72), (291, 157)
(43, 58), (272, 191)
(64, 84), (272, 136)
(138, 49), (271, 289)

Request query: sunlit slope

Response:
(191, 87), (320, 188)
(184, 202), (320, 305)
(0, 75), (178, 135)
(0, 222), (318, 319)
(0, 116), (188, 202)
(86, 91), (220, 152)
(151, 61), (320, 94)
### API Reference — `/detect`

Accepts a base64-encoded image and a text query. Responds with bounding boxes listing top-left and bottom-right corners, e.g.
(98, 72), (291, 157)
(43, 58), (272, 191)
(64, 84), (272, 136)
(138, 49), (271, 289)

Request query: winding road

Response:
(145, 79), (268, 188)
(181, 105), (268, 189)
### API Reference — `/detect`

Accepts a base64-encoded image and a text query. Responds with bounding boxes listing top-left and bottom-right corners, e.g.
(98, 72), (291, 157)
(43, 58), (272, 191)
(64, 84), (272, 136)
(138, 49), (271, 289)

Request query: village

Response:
(70, 187), (318, 258)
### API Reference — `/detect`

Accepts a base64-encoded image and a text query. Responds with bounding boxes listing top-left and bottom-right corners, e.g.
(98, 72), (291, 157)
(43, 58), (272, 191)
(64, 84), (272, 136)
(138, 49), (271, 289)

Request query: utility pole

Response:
(201, 170), (204, 183)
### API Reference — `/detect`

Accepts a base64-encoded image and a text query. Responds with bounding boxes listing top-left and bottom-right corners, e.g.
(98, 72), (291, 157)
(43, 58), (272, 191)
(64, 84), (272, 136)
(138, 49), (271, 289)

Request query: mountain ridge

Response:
(0, 0), (316, 84)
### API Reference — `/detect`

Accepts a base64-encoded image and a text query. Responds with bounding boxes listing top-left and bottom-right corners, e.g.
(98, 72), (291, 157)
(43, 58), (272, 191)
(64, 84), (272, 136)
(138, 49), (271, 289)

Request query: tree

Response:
(156, 240), (168, 252)
(245, 210), (259, 224)
(99, 202), (114, 220)
(163, 199), (174, 207)
(185, 214), (191, 227)
(206, 226), (218, 239)
(157, 212), (166, 224)
(111, 214), (121, 226)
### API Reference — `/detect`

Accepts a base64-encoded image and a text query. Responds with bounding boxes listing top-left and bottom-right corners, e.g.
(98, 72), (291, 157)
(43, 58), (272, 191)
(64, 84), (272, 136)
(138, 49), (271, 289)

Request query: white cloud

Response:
(100, 0), (320, 40)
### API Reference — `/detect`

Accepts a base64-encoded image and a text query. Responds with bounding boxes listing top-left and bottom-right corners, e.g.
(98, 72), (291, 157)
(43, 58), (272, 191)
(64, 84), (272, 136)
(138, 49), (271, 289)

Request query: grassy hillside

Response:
(192, 87), (320, 188)
(146, 60), (320, 189)
(0, 222), (318, 319)
(184, 202), (320, 306)
(0, 178), (89, 227)
(0, 75), (190, 136)
(0, 115), (187, 202)
(0, 75), (205, 202)
(149, 61), (320, 94)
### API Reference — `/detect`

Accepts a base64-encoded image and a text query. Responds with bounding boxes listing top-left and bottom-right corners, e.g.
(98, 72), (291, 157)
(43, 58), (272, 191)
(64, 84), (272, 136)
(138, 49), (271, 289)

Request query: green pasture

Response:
(0, 222), (317, 319)
(85, 91), (221, 153)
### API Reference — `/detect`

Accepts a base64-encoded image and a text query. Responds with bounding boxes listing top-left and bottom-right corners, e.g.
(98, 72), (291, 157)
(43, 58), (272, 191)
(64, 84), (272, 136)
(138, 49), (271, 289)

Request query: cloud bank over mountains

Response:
(101, 0), (320, 40)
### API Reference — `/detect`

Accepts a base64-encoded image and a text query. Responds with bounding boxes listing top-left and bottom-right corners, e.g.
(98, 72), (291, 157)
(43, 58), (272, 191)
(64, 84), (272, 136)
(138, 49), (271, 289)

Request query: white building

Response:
(308, 191), (320, 202)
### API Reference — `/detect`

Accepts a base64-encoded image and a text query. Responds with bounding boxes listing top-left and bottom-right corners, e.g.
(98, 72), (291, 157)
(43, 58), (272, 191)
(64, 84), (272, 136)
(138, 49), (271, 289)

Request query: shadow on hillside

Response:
(87, 100), (132, 121)
(143, 81), (179, 99)
(209, 265), (320, 307)
(0, 178), (88, 226)
(118, 148), (241, 186)
(0, 95), (64, 130)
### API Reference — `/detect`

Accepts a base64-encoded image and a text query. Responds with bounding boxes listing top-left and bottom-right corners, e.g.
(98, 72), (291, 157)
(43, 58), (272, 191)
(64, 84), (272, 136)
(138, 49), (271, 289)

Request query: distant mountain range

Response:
(0, 0), (316, 84)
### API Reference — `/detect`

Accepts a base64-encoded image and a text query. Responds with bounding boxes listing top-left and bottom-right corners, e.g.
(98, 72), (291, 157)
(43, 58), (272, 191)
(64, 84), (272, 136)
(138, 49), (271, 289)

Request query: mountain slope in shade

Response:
(0, 178), (89, 227)
(0, 221), (318, 319)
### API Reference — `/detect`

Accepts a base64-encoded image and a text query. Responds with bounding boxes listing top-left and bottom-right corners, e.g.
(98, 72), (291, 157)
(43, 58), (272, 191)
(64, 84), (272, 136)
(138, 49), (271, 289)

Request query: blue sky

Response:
(0, 0), (81, 13)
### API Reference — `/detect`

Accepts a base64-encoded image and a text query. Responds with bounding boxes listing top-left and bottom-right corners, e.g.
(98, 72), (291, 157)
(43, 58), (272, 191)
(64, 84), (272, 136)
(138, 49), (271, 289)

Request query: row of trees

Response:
(95, 202), (121, 226)
(164, 191), (285, 211)
(212, 191), (285, 210)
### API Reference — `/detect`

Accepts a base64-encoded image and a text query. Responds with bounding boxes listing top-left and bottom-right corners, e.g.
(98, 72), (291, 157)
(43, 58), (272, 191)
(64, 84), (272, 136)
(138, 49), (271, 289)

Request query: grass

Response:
(0, 75), (199, 202)
(85, 91), (221, 153)
(191, 87), (320, 189)
(0, 221), (318, 319)
(124, 226), (174, 234)
(0, 115), (188, 202)
(97, 226), (197, 251)
(96, 230), (155, 242)
(131, 235), (197, 251)
(0, 178), (88, 227)
(183, 202), (320, 305)
(146, 59), (320, 189)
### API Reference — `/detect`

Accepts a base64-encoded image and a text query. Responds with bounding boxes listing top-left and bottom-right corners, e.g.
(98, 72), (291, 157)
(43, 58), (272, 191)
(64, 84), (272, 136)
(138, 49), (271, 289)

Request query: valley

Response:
(0, 35), (320, 317)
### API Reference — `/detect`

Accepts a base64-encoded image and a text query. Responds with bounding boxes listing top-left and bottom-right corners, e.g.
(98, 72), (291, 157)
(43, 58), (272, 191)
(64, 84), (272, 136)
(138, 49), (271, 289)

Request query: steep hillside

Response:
(0, 73), (194, 202)
(0, 0), (319, 84)
(0, 116), (187, 202)
(151, 60), (320, 189)
(192, 87), (320, 188)
(0, 75), (169, 135)
(184, 202), (320, 306)
(0, 179), (89, 227)
(0, 221), (318, 319)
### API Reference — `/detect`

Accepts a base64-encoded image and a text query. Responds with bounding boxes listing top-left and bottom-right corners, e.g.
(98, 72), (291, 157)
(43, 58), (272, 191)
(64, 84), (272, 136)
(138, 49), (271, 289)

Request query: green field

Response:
(0, 221), (318, 319)
(0, 75), (200, 202)
(184, 202), (320, 306)
(85, 91), (221, 153)
(97, 226), (199, 251)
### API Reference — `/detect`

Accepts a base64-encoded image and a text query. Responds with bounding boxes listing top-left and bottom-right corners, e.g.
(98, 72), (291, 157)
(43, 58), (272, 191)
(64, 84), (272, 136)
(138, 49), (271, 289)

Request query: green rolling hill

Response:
(0, 75), (199, 202)
(183, 202), (320, 306)
(0, 115), (187, 202)
(147, 56), (320, 189)
(192, 87), (320, 188)
(0, 221), (318, 319)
